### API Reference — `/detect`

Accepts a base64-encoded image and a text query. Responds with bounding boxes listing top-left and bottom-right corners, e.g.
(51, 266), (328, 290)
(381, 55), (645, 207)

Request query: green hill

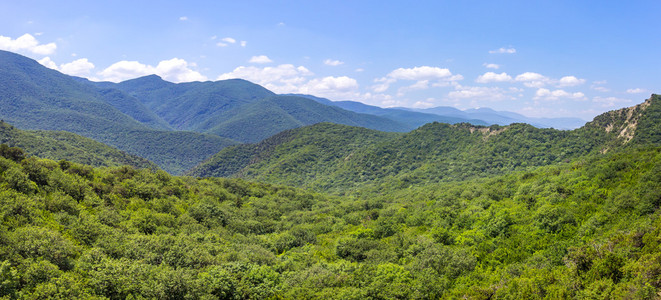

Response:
(1, 142), (659, 298)
(0, 50), (238, 174)
(0, 121), (156, 169)
(189, 95), (661, 193)
(92, 75), (410, 141)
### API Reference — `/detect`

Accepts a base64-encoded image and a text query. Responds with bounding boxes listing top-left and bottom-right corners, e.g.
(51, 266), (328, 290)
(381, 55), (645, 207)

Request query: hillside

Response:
(0, 121), (156, 169)
(190, 95), (660, 193)
(1, 143), (659, 298)
(95, 76), (410, 141)
(0, 50), (238, 174)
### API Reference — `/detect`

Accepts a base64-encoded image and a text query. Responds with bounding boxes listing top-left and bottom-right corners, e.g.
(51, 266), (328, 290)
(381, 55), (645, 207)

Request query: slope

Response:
(0, 121), (156, 169)
(1, 142), (660, 298)
(198, 95), (410, 143)
(190, 95), (660, 193)
(0, 50), (238, 174)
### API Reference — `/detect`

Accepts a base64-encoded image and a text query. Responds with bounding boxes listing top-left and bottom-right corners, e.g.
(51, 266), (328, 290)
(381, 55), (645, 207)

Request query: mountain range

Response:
(0, 49), (606, 175)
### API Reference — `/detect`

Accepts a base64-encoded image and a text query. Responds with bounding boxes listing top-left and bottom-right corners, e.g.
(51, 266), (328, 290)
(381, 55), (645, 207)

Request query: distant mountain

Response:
(0, 50), (237, 174)
(190, 95), (660, 192)
(0, 121), (156, 169)
(289, 94), (489, 128)
(416, 106), (586, 129)
(293, 94), (586, 130)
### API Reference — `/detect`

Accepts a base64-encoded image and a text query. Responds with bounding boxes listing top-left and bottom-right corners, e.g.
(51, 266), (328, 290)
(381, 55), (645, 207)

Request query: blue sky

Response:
(1, 1), (659, 120)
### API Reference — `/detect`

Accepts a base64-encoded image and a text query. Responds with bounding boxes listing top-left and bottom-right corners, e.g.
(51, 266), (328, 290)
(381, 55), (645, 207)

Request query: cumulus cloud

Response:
(373, 66), (463, 93)
(556, 76), (586, 87)
(447, 84), (514, 101)
(0, 33), (57, 55)
(217, 64), (313, 91)
(38, 57), (95, 77)
(534, 88), (586, 101)
(626, 88), (646, 94)
(515, 72), (586, 88)
(489, 47), (516, 54)
(515, 72), (549, 88)
(179, 16), (188, 21)
(38, 57), (58, 69)
(324, 59), (344, 66)
(98, 58), (207, 83)
(475, 72), (512, 83)
(240, 41), (247, 47)
(249, 55), (273, 64)
(60, 58), (95, 76)
(217, 64), (362, 100)
(298, 76), (359, 98)
(483, 63), (500, 69)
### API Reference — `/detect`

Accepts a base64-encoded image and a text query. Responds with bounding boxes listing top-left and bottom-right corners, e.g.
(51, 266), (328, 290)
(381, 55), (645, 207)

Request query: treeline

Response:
(0, 145), (659, 298)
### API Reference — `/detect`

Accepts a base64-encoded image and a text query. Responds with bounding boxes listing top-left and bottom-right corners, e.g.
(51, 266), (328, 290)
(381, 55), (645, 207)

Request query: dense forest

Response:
(1, 130), (660, 298)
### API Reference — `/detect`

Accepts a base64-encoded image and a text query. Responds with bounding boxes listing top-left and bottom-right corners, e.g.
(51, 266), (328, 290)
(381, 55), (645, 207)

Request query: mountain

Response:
(92, 77), (410, 141)
(0, 50), (237, 174)
(290, 94), (489, 128)
(294, 93), (586, 130)
(0, 121), (156, 169)
(418, 106), (586, 129)
(189, 95), (660, 192)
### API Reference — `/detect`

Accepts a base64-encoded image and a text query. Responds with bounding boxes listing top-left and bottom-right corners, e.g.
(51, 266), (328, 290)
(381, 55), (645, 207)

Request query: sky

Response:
(1, 1), (659, 120)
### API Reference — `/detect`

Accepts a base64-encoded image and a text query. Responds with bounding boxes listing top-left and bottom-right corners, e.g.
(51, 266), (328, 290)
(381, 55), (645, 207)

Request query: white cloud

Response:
(515, 72), (549, 88)
(217, 64), (362, 100)
(556, 76), (586, 87)
(0, 33), (57, 55)
(489, 47), (516, 54)
(412, 99), (436, 108)
(217, 42), (228, 47)
(98, 58), (207, 83)
(475, 72), (512, 83)
(222, 37), (236, 44)
(179, 16), (188, 21)
(626, 88), (646, 94)
(483, 63), (500, 69)
(534, 88), (586, 101)
(38, 57), (95, 77)
(59, 58), (95, 76)
(298, 76), (359, 99)
(515, 72), (586, 88)
(240, 41), (247, 47)
(249, 55), (273, 64)
(397, 80), (430, 96)
(373, 66), (462, 92)
(355, 68), (364, 72)
(324, 59), (344, 66)
(217, 64), (314, 91)
(592, 96), (632, 108)
(38, 57), (58, 69)
(447, 84), (513, 101)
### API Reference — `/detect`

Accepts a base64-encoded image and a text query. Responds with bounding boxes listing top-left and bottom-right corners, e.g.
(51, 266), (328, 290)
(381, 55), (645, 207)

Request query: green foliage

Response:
(0, 143), (660, 298)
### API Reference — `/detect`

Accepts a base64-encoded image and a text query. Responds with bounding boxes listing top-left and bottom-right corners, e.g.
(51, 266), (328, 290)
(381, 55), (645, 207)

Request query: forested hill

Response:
(189, 95), (661, 193)
(1, 141), (660, 298)
(0, 121), (156, 169)
(0, 50), (238, 174)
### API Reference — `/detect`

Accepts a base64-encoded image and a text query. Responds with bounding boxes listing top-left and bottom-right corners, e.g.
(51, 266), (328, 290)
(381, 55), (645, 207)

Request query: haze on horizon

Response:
(1, 0), (659, 120)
